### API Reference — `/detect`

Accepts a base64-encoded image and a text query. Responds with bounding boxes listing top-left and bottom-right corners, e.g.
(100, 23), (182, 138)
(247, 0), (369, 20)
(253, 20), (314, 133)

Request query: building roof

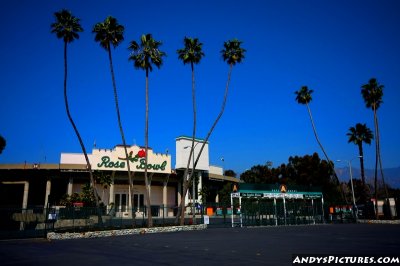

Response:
(175, 136), (209, 143)
(208, 172), (242, 183)
(0, 163), (59, 170)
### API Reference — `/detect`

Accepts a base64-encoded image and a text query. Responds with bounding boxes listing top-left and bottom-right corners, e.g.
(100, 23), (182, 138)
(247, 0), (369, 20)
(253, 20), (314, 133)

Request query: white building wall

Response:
(175, 136), (209, 171)
(209, 165), (223, 175)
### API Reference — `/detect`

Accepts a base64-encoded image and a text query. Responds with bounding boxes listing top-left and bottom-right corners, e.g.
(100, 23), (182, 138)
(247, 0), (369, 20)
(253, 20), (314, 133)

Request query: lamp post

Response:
(337, 156), (362, 221)
(184, 142), (202, 224)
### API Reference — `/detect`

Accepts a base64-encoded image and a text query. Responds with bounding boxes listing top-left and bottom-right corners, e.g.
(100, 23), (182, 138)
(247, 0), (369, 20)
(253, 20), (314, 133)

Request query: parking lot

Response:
(0, 224), (399, 265)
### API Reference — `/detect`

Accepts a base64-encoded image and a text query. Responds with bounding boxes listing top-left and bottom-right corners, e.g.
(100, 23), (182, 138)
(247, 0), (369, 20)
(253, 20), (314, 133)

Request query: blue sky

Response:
(1, 0), (399, 175)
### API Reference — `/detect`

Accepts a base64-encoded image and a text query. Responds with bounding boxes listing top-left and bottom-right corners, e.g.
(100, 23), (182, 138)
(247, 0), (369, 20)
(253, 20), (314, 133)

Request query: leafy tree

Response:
(240, 165), (277, 184)
(295, 86), (343, 200)
(128, 34), (166, 227)
(177, 39), (245, 225)
(347, 123), (373, 201)
(198, 186), (209, 204)
(0, 135), (5, 154)
(81, 183), (98, 207)
(51, 10), (102, 223)
(175, 37), (204, 224)
(240, 153), (342, 202)
(361, 78), (389, 218)
(92, 16), (135, 222)
(224, 169), (237, 177)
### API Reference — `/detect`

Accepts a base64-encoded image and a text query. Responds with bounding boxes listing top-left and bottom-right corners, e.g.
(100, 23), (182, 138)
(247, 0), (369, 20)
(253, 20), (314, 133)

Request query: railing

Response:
(2, 201), (388, 239)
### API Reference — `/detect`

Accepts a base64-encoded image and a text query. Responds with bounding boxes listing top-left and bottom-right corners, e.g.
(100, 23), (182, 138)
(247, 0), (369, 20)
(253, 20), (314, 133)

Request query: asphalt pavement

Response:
(0, 224), (399, 265)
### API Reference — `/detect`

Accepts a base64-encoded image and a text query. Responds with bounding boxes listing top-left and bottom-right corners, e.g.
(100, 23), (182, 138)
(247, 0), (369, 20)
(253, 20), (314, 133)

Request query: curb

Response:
(47, 224), (207, 240)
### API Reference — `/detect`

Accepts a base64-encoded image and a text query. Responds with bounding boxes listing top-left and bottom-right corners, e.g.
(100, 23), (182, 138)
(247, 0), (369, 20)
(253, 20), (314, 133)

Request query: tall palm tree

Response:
(51, 10), (102, 224)
(176, 37), (204, 224)
(128, 33), (166, 228)
(0, 135), (5, 154)
(361, 78), (389, 218)
(178, 39), (245, 225)
(294, 86), (344, 199)
(347, 123), (373, 201)
(92, 17), (136, 222)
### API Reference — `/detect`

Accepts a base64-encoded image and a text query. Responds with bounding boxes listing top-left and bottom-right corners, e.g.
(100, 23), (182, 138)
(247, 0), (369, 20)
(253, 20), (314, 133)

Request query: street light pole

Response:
(337, 156), (362, 221)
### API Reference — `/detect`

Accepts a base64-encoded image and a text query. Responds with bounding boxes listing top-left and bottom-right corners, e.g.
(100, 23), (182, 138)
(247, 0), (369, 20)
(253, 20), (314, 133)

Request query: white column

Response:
(198, 172), (202, 203)
(177, 180), (182, 206)
(20, 182), (29, 231)
(185, 174), (190, 207)
(44, 179), (51, 207)
(283, 196), (287, 225)
(274, 198), (278, 226)
(239, 195), (243, 228)
(22, 181), (29, 210)
(230, 193), (233, 227)
(163, 181), (168, 206)
(321, 196), (325, 224)
(109, 172), (115, 206)
(128, 181), (132, 214)
(67, 177), (73, 195)
(163, 181), (167, 217)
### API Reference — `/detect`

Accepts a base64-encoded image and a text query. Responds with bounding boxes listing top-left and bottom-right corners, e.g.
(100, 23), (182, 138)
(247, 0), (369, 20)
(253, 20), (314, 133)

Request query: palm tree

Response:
(128, 33), (166, 227)
(51, 10), (102, 224)
(176, 37), (204, 224)
(361, 78), (389, 218)
(92, 17), (136, 222)
(347, 123), (373, 202)
(294, 86), (344, 199)
(177, 39), (245, 225)
(0, 135), (5, 154)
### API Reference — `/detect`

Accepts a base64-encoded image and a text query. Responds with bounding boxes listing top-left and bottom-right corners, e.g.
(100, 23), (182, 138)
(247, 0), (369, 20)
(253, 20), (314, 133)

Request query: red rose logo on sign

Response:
(137, 150), (146, 158)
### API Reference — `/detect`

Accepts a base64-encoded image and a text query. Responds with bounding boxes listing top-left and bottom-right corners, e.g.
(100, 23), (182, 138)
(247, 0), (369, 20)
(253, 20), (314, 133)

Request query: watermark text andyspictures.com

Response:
(292, 255), (400, 264)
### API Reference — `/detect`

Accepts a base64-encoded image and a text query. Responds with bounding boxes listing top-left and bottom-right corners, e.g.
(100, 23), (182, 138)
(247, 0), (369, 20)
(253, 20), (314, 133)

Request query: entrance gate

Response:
(230, 184), (324, 227)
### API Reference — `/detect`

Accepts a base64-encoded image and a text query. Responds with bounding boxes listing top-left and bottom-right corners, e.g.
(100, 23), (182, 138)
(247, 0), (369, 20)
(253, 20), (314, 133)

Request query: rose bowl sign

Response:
(92, 146), (171, 173)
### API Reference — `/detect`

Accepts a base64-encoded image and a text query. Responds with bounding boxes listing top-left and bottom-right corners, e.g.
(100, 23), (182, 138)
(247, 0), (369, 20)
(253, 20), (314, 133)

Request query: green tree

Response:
(178, 39), (245, 225)
(294, 86), (343, 199)
(361, 78), (389, 218)
(0, 135), (5, 154)
(175, 37), (205, 224)
(346, 123), (374, 198)
(51, 10), (102, 223)
(224, 170), (237, 177)
(240, 153), (341, 202)
(128, 34), (166, 228)
(92, 16), (135, 222)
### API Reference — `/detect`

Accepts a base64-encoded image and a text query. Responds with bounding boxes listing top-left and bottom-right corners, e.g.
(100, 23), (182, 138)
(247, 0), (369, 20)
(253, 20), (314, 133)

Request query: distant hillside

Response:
(335, 166), (400, 189)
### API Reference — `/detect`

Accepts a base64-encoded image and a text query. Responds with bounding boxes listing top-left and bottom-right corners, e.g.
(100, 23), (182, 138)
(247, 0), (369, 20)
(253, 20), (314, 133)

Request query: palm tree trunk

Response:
(175, 63), (197, 225)
(107, 46), (135, 225)
(373, 107), (379, 219)
(190, 62), (197, 225)
(64, 41), (102, 225)
(305, 103), (345, 202)
(179, 63), (233, 225)
(376, 115), (391, 218)
(358, 143), (368, 203)
(144, 68), (153, 227)
(358, 143), (366, 187)
(376, 116), (388, 198)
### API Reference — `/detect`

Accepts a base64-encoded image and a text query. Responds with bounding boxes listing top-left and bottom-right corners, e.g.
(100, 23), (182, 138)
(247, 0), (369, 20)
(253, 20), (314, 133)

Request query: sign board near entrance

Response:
(92, 146), (171, 173)
(60, 145), (171, 173)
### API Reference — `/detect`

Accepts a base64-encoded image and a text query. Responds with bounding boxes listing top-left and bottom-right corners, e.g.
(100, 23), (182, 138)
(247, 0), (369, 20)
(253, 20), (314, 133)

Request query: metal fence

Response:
(0, 202), (357, 239)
